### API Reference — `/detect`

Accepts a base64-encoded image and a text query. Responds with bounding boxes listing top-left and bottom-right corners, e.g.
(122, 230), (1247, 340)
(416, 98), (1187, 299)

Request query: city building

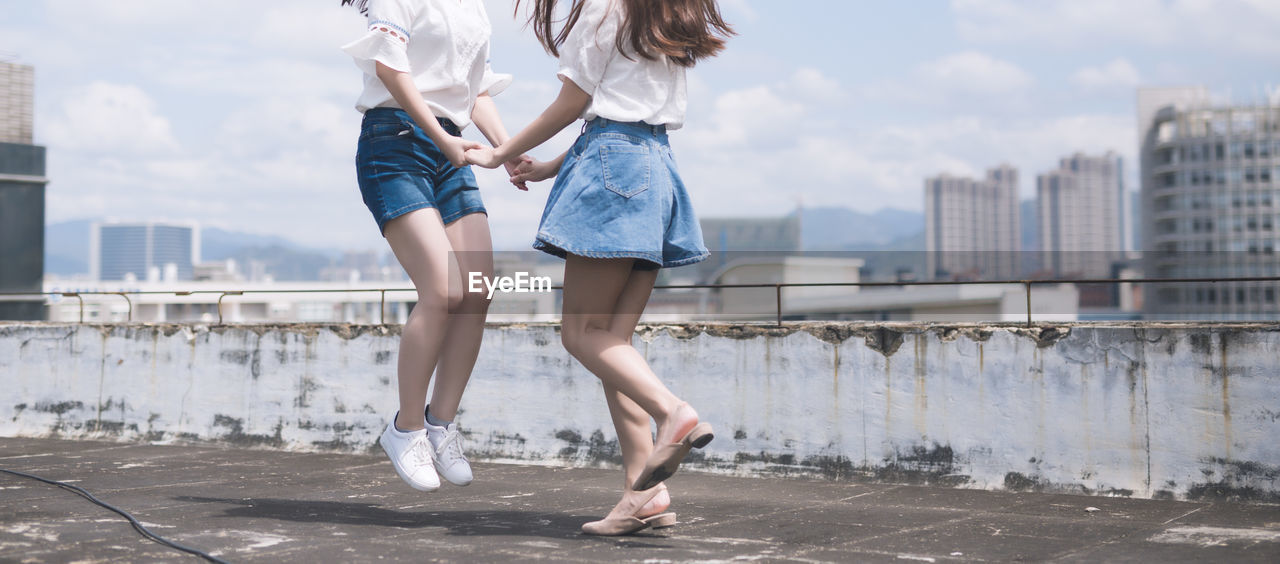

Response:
(0, 59), (34, 144)
(41, 276), (561, 325)
(707, 256), (865, 320)
(924, 165), (1021, 280)
(44, 279), (414, 324)
(1139, 87), (1280, 319)
(1037, 152), (1126, 278)
(0, 59), (46, 321)
(90, 221), (200, 282)
(694, 214), (803, 284)
(783, 282), (1079, 323)
(319, 250), (406, 283)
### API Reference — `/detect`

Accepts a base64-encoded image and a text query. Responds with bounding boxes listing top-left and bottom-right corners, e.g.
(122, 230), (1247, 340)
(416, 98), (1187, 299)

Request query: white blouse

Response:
(342, 0), (512, 130)
(557, 0), (688, 130)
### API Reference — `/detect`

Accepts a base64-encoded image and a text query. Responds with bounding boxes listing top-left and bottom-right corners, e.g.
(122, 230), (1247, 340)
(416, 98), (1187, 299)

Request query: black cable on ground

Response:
(0, 467), (231, 564)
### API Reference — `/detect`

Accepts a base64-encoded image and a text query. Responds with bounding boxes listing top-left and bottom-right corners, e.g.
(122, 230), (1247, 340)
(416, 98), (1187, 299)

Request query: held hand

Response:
(503, 155), (534, 191)
(464, 146), (503, 169)
(441, 136), (484, 168)
(509, 158), (559, 185)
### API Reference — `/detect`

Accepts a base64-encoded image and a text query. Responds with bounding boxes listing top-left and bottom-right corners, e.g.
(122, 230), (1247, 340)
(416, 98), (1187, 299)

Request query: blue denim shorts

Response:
(534, 118), (709, 270)
(355, 108), (486, 233)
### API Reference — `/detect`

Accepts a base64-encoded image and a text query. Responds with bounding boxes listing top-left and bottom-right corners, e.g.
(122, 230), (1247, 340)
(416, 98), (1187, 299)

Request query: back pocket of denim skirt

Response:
(601, 144), (651, 198)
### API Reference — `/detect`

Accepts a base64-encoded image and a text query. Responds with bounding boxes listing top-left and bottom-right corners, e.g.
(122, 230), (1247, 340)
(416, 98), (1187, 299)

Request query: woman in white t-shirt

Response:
(341, 0), (527, 494)
(467, 0), (733, 536)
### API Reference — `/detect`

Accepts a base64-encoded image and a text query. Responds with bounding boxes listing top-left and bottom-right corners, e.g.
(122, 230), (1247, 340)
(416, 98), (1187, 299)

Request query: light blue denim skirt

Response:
(534, 118), (709, 270)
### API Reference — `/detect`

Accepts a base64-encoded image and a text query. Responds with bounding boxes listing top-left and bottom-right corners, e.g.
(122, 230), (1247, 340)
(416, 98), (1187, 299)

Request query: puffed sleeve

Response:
(480, 52), (513, 97)
(340, 0), (416, 75)
(556, 0), (619, 95)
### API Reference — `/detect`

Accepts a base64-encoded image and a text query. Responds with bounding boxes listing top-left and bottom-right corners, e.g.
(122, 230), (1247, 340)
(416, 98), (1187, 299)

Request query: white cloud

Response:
(952, 0), (1280, 56)
(788, 68), (845, 103)
(216, 98), (356, 159)
(44, 82), (180, 156)
(252, 4), (360, 57)
(858, 52), (1034, 113)
(679, 72), (1136, 219)
(12, 1), (1171, 253)
(917, 51), (1034, 95)
(686, 85), (806, 149)
(1071, 59), (1142, 92)
(150, 58), (358, 100)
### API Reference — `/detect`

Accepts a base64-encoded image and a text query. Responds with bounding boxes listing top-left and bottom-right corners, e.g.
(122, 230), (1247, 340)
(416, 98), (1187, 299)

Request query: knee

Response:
(413, 286), (455, 316)
(560, 324), (585, 360)
(454, 286), (492, 314)
(446, 283), (467, 313)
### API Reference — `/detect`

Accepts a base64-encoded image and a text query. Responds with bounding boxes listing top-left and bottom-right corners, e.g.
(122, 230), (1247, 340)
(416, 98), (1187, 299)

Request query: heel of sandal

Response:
(643, 512), (678, 529)
(686, 422), (714, 449)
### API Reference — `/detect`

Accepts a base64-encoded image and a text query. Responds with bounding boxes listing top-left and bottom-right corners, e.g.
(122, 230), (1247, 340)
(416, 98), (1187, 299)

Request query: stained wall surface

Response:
(2, 322), (1276, 501)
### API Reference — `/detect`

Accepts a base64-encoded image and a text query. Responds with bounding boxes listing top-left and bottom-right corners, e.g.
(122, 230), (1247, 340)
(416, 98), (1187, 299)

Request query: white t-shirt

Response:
(557, 0), (688, 130)
(341, 0), (512, 130)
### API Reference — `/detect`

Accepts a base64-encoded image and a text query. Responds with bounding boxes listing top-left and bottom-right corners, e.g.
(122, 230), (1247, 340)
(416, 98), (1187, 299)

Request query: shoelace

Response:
(406, 435), (435, 469)
(436, 428), (467, 463)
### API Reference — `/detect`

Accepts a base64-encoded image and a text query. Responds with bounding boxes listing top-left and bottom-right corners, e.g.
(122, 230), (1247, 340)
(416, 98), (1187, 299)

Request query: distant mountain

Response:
(44, 220), (341, 280)
(200, 226), (312, 262)
(44, 219), (92, 276)
(218, 245), (334, 281)
(800, 207), (924, 250)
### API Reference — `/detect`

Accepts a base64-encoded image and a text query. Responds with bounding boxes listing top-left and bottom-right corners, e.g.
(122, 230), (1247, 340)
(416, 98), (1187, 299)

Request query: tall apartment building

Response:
(91, 221), (200, 282)
(1037, 152), (1125, 278)
(1139, 87), (1280, 319)
(924, 165), (1021, 280)
(0, 60), (46, 321)
(0, 60), (34, 144)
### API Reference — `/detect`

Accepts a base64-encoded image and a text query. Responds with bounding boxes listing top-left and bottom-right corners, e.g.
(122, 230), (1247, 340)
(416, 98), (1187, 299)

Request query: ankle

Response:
(394, 412), (425, 433)
(654, 399), (687, 425)
(425, 405), (452, 429)
(634, 485), (671, 516)
(655, 401), (696, 442)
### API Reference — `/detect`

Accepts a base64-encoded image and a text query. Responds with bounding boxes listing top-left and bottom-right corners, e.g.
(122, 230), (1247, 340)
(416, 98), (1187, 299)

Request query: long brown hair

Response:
(519, 0), (734, 67)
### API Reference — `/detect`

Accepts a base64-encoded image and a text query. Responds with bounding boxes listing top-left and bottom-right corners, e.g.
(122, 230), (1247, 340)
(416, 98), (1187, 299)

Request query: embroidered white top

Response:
(341, 0), (512, 130)
(557, 0), (688, 130)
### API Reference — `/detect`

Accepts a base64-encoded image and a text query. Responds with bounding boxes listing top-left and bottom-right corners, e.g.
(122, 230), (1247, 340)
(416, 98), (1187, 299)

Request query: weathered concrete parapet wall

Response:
(1, 322), (1278, 501)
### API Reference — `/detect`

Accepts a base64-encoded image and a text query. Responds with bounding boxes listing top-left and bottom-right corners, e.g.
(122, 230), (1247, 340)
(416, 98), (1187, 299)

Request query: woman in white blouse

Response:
(468, 0), (733, 536)
(341, 0), (527, 494)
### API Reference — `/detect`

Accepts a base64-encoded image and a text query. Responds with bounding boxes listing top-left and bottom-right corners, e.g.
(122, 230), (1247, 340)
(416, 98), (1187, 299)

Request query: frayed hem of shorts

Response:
(376, 203), (487, 235)
(441, 206), (487, 226)
(377, 202), (438, 235)
(534, 233), (707, 269)
(662, 252), (710, 268)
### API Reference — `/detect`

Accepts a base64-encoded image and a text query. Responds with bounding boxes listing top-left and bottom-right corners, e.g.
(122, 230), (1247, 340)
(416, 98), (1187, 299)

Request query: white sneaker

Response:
(379, 418), (440, 492)
(426, 422), (473, 486)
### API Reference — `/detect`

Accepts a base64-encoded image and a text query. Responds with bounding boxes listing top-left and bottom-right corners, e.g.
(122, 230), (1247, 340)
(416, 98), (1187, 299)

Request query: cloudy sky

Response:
(3, 0), (1278, 251)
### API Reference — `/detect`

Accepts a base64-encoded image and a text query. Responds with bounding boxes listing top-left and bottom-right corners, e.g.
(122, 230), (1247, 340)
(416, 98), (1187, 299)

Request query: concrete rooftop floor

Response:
(1, 438), (1279, 563)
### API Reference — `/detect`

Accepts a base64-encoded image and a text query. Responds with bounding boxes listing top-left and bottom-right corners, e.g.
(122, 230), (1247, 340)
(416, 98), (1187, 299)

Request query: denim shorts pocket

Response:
(601, 144), (651, 198)
(361, 122), (413, 142)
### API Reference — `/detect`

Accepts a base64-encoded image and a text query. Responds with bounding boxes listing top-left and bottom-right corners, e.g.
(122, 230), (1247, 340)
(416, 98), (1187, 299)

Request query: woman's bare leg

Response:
(599, 267), (671, 516)
(383, 208), (463, 432)
(560, 257), (700, 458)
(429, 212), (494, 421)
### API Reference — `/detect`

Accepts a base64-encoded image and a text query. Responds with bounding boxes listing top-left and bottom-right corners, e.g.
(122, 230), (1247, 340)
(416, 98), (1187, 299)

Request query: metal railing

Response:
(3, 276), (1279, 327)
